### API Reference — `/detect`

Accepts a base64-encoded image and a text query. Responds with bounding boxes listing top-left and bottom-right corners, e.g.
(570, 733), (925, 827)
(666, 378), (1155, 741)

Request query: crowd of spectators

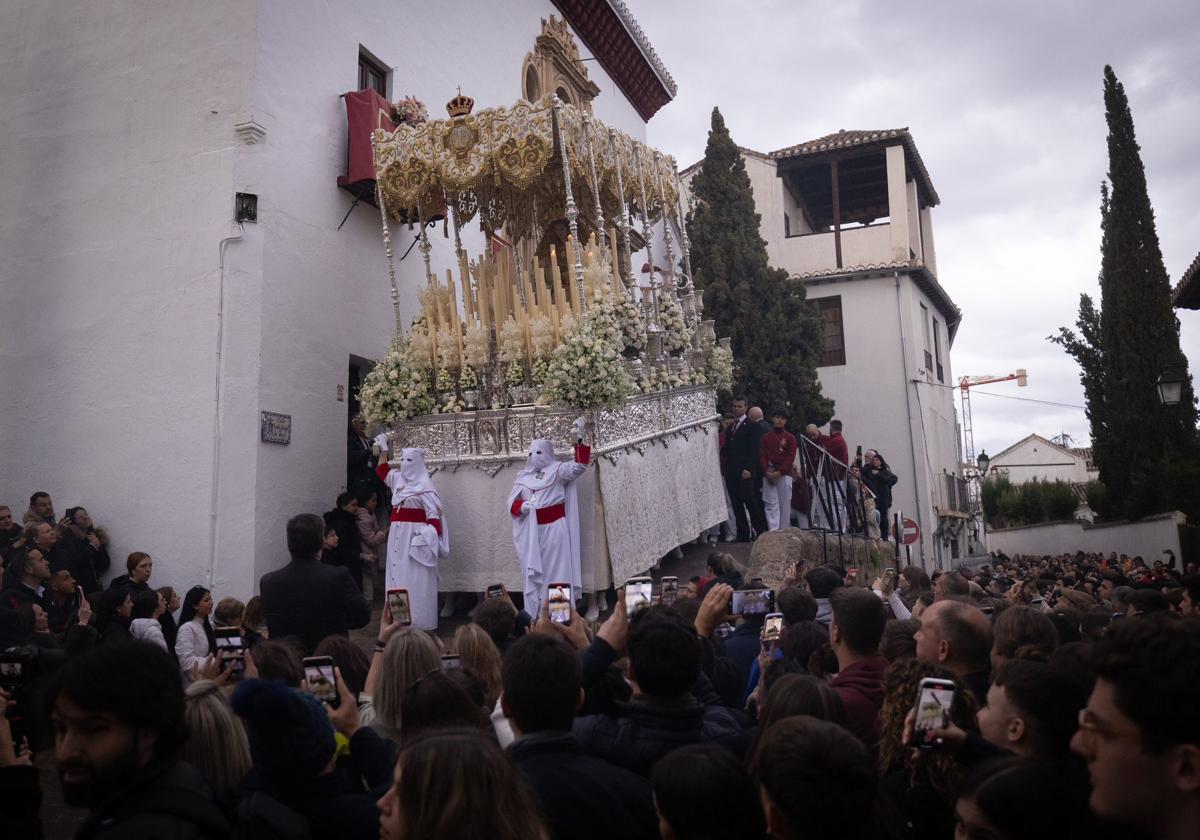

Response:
(2, 486), (1198, 839)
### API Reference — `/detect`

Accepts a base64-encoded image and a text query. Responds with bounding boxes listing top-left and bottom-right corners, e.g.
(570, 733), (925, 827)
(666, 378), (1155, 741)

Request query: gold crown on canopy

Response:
(446, 88), (474, 118)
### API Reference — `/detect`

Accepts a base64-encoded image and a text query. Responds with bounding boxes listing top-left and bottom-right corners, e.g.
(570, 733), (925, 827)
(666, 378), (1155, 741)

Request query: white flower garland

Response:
(462, 325), (490, 369)
(360, 338), (435, 424)
(612, 292), (646, 355)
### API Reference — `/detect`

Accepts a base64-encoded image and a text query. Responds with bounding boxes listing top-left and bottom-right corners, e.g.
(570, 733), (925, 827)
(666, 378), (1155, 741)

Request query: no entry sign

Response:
(901, 517), (920, 545)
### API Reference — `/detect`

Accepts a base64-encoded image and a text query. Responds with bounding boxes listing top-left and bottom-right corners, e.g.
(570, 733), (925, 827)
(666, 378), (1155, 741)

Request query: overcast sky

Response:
(634, 0), (1200, 459)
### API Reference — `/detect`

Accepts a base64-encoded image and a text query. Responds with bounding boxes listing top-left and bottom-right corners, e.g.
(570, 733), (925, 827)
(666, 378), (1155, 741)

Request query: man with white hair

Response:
(376, 444), (448, 630)
(509, 423), (591, 618)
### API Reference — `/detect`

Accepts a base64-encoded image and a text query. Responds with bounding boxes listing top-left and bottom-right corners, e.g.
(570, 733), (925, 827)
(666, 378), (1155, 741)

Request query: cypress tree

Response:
(1054, 66), (1198, 520)
(686, 107), (833, 423)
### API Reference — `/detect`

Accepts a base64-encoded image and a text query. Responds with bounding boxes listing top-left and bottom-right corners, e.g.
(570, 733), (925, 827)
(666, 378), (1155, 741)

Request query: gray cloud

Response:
(634, 0), (1200, 456)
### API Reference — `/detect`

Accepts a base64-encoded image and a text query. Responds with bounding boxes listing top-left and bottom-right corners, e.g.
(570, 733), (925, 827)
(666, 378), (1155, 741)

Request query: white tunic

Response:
(508, 440), (588, 618)
(381, 449), (448, 631)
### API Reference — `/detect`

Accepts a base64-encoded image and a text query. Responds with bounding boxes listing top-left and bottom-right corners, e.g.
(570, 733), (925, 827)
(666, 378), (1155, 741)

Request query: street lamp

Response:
(976, 450), (990, 477)
(1156, 370), (1185, 406)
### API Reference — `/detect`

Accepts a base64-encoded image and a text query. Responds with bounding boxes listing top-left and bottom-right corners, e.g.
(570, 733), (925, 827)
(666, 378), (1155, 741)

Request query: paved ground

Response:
(37, 538), (751, 839)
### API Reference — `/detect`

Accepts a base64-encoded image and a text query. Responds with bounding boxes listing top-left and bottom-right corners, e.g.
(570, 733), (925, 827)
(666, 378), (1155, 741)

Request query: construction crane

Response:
(959, 369), (1029, 469)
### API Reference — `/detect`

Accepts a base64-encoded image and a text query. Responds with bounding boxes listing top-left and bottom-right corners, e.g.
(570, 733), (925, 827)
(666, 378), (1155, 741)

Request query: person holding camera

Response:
(57, 507), (110, 597)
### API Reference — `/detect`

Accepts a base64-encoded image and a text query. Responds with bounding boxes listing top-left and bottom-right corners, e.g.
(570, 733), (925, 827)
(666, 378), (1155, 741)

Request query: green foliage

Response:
(982, 474), (1080, 528)
(1084, 480), (1114, 520)
(686, 108), (833, 424)
(1051, 67), (1200, 521)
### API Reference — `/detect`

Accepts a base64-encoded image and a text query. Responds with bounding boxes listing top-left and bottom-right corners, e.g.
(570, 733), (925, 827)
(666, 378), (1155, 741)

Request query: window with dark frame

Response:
(920, 303), (933, 372)
(933, 318), (944, 382)
(358, 51), (388, 97)
(815, 296), (846, 366)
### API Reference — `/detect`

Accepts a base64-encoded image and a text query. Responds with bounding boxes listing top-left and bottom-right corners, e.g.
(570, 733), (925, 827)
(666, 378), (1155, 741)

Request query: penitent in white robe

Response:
(378, 448), (448, 631)
(508, 439), (589, 618)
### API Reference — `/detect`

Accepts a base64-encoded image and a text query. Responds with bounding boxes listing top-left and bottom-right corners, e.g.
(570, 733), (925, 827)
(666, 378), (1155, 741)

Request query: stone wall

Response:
(746, 528), (896, 591)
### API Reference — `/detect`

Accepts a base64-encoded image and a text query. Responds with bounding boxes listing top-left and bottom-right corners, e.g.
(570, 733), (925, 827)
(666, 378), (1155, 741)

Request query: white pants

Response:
(762, 474), (794, 531)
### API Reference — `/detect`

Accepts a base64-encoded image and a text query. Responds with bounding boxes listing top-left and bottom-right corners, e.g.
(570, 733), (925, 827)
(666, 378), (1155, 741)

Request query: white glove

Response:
(520, 502), (533, 517)
(572, 416), (586, 443)
(374, 432), (389, 451)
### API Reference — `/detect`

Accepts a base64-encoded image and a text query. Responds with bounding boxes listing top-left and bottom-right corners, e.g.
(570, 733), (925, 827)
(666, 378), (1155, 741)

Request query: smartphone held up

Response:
(302, 656), (339, 709)
(387, 588), (412, 626)
(547, 583), (572, 624)
(912, 677), (955, 748)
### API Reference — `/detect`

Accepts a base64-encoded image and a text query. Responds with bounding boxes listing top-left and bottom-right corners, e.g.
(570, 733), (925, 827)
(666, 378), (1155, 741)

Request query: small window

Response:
(815, 296), (846, 366)
(784, 213), (791, 237)
(358, 51), (388, 98)
(525, 66), (540, 101)
(920, 303), (933, 372)
(933, 318), (944, 382)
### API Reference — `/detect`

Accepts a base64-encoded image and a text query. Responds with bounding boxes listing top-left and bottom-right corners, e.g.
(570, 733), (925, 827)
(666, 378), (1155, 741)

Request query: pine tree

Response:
(1054, 67), (1198, 520)
(686, 108), (833, 423)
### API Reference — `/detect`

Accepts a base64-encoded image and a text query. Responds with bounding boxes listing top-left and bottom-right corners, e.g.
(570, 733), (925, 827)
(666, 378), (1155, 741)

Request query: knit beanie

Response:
(230, 678), (336, 783)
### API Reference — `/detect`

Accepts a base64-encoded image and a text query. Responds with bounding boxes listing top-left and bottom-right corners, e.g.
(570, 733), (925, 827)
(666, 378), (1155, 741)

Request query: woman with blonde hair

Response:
(451, 622), (502, 708)
(360, 620), (440, 740)
(183, 679), (252, 793)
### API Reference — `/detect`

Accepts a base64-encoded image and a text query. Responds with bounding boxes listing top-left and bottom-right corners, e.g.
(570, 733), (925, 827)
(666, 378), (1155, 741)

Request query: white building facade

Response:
(0, 0), (675, 600)
(684, 130), (969, 567)
(986, 435), (1099, 485)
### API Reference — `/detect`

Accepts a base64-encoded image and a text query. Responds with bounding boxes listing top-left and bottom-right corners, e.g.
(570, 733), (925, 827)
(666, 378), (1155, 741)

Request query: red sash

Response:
(391, 507), (442, 536)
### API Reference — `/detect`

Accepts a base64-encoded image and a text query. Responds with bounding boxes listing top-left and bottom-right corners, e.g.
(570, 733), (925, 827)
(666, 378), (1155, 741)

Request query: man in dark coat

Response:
(45, 641), (231, 839)
(503, 634), (657, 840)
(323, 492), (364, 591)
(720, 397), (768, 542)
(260, 513), (370, 656)
(573, 606), (743, 777)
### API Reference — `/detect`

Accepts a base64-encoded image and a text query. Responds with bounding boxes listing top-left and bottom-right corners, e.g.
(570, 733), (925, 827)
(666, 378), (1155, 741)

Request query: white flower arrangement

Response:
(459, 365), (479, 391)
(542, 313), (630, 410)
(585, 288), (624, 351)
(435, 367), (454, 394)
(498, 319), (526, 363)
(705, 343), (735, 393)
(360, 337), (435, 424)
(531, 357), (552, 386)
(463, 325), (490, 369)
(506, 358), (525, 388)
(612, 292), (646, 355)
(659, 290), (691, 355)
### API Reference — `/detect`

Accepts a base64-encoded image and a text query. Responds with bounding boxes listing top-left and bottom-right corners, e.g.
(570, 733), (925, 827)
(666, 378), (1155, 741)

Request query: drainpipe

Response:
(209, 224), (244, 588)
(894, 271), (927, 566)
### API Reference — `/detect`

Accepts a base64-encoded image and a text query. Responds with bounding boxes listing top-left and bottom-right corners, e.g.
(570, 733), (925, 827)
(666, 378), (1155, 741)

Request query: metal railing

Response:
(795, 435), (877, 538)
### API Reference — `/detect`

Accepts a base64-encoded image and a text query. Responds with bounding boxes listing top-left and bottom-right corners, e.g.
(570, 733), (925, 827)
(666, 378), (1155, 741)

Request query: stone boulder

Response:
(747, 528), (895, 591)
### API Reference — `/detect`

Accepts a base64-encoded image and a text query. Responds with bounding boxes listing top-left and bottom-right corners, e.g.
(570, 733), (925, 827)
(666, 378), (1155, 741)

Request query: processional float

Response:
(363, 91), (733, 601)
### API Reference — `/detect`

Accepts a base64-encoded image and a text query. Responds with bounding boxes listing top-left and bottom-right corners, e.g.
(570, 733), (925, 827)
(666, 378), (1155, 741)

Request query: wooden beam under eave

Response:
(831, 159), (842, 269)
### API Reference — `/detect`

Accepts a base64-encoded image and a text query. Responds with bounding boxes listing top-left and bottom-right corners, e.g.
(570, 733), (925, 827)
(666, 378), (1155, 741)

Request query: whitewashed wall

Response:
(1, 0), (661, 601)
(988, 512), (1184, 561)
(989, 438), (1096, 484)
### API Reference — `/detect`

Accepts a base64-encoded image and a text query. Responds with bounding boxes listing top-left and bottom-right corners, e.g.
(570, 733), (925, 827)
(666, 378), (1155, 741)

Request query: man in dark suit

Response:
(720, 397), (769, 541)
(260, 513), (370, 655)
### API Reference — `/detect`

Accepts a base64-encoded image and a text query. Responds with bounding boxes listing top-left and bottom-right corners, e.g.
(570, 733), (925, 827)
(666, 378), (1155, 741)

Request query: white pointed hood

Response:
(395, 448), (437, 500)
(519, 439), (558, 477)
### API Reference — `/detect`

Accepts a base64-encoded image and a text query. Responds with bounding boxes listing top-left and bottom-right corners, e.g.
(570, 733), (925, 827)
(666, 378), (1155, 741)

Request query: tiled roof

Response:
(1172, 250), (1200, 309)
(551, 0), (676, 121)
(769, 128), (940, 207)
(1070, 447), (1096, 472)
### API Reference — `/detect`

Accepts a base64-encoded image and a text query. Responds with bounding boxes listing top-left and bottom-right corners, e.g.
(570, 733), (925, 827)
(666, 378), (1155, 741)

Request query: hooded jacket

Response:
(829, 655), (889, 749)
